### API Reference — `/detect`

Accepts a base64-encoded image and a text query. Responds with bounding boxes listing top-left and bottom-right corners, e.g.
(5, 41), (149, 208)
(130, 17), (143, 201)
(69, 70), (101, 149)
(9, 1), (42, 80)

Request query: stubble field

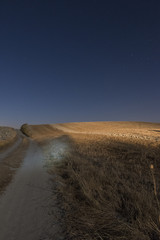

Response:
(16, 121), (160, 239)
(52, 122), (160, 240)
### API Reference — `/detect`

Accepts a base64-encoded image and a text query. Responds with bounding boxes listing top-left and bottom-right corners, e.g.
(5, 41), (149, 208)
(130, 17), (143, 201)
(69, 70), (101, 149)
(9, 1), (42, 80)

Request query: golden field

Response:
(53, 121), (160, 142)
(13, 122), (160, 239)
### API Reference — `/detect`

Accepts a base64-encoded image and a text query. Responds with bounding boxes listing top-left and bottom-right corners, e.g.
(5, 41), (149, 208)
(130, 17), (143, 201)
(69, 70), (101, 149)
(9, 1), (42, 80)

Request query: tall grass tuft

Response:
(54, 134), (160, 240)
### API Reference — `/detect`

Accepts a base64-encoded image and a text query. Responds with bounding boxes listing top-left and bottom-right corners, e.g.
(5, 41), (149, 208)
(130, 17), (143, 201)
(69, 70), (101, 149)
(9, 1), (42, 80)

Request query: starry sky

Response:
(0, 0), (160, 127)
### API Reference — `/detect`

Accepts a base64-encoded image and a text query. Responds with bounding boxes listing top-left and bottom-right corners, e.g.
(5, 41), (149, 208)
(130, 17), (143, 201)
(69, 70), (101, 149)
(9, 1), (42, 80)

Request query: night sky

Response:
(0, 0), (160, 127)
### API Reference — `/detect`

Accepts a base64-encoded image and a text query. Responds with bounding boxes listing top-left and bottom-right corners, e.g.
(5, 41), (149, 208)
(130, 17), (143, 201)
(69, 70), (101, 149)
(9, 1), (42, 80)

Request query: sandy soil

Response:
(0, 139), (64, 240)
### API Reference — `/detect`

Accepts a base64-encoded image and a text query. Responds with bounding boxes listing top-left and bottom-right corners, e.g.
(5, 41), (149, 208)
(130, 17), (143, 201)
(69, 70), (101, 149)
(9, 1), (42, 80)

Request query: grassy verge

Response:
(54, 133), (160, 240)
(20, 124), (33, 137)
(20, 124), (64, 143)
(0, 128), (17, 152)
(0, 137), (29, 194)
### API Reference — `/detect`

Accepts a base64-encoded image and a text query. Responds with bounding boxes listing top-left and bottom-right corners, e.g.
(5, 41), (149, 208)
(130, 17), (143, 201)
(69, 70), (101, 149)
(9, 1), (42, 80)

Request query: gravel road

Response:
(0, 139), (63, 240)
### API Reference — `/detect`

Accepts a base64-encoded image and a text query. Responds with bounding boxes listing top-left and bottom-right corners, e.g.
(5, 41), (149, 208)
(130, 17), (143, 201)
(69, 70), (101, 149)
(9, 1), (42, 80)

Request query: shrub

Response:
(20, 124), (32, 137)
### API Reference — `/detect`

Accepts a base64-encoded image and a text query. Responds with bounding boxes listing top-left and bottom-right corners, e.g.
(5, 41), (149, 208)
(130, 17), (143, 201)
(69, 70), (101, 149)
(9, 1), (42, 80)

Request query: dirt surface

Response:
(0, 138), (64, 240)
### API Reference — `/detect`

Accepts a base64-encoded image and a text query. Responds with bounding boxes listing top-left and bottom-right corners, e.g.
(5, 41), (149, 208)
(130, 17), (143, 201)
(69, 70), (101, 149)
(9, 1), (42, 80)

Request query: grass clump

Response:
(0, 127), (17, 151)
(0, 138), (29, 194)
(20, 124), (32, 137)
(54, 134), (160, 240)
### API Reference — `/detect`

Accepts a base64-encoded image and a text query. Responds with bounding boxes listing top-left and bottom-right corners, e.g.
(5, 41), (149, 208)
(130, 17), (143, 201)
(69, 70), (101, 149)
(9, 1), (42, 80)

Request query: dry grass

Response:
(54, 122), (160, 144)
(0, 137), (29, 194)
(0, 127), (17, 152)
(21, 124), (64, 142)
(51, 123), (160, 240)
(54, 121), (160, 133)
(20, 124), (33, 137)
(23, 121), (160, 239)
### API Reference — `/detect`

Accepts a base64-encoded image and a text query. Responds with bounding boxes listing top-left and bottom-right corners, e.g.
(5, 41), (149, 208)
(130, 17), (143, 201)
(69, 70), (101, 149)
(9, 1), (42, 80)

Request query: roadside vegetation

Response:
(21, 124), (63, 143)
(20, 123), (33, 137)
(0, 127), (17, 151)
(0, 137), (29, 194)
(20, 122), (160, 239)
(54, 133), (160, 240)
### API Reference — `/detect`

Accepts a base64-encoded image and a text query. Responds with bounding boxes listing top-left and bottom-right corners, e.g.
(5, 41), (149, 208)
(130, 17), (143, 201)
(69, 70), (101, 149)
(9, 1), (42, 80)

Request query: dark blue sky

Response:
(0, 0), (160, 127)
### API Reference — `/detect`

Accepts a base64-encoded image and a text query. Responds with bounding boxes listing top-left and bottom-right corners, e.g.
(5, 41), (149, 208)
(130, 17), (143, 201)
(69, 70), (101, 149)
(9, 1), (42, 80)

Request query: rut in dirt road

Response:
(0, 139), (64, 240)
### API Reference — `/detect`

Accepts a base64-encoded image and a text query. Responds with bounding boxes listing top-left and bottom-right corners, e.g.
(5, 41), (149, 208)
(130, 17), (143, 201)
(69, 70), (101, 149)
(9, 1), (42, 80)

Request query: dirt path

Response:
(0, 139), (63, 240)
